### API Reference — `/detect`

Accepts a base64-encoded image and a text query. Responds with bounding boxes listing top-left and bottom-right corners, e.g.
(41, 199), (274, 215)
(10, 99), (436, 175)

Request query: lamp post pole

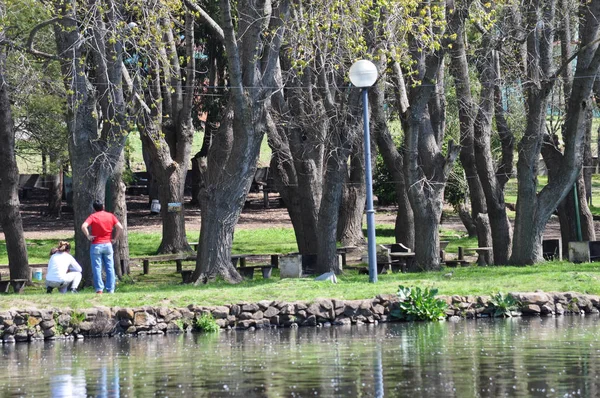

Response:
(361, 88), (377, 283)
(349, 60), (378, 283)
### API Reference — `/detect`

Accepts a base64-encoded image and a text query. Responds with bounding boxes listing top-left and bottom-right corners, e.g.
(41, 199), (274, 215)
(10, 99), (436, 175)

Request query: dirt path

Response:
(0, 189), (571, 240)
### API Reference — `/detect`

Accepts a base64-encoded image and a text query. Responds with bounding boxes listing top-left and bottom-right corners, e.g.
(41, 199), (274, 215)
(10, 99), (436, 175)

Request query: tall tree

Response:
(0, 0), (29, 281)
(132, 4), (197, 254)
(268, 0), (365, 274)
(399, 0), (465, 270)
(48, 0), (130, 283)
(511, 0), (600, 264)
(186, 0), (290, 283)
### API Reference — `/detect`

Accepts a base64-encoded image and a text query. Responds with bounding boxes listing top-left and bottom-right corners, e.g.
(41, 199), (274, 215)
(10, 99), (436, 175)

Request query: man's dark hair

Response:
(93, 200), (104, 211)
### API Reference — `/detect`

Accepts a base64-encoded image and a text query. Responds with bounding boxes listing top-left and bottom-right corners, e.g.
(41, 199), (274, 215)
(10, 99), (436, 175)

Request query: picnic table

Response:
(0, 263), (47, 293)
(130, 253), (196, 274)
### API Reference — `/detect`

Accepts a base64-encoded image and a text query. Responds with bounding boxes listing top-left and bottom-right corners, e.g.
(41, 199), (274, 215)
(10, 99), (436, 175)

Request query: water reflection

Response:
(1, 316), (600, 397)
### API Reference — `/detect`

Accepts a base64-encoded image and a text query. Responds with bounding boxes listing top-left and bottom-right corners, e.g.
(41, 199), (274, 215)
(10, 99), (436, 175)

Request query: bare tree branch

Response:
(184, 0), (225, 42)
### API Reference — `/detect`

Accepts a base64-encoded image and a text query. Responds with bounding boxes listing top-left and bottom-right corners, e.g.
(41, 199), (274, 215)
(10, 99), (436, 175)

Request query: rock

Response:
(257, 301), (272, 311)
(278, 304), (295, 315)
(78, 321), (93, 332)
(263, 307), (279, 318)
(540, 303), (555, 315)
(236, 320), (255, 329)
(251, 311), (264, 320)
(133, 312), (157, 329)
(333, 317), (352, 326)
(40, 320), (55, 330)
(115, 308), (134, 320)
(156, 322), (168, 331)
(521, 304), (541, 315)
(3, 335), (15, 344)
(238, 312), (254, 321)
(241, 303), (260, 312)
(43, 328), (55, 338)
(229, 304), (241, 316)
(314, 272), (337, 283)
(211, 306), (230, 319)
(57, 314), (71, 327)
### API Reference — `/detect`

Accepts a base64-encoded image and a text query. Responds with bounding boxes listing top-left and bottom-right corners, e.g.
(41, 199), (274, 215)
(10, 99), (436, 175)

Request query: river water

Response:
(1, 316), (600, 397)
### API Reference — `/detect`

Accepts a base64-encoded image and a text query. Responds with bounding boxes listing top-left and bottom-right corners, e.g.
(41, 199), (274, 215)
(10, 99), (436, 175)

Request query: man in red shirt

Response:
(81, 200), (124, 293)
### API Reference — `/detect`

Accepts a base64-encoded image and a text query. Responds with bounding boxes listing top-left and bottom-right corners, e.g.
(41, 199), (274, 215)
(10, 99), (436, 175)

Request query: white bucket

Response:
(150, 199), (161, 214)
(32, 268), (43, 281)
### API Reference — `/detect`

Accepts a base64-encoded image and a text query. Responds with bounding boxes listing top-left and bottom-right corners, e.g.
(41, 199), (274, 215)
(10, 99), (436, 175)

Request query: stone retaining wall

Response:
(1, 291), (599, 344)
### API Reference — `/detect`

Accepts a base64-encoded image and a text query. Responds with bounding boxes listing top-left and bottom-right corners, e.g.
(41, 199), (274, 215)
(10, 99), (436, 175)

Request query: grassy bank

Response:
(1, 261), (598, 311)
(2, 226), (598, 311)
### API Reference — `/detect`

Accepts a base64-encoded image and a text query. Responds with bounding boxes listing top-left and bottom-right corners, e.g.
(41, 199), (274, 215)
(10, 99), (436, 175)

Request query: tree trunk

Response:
(156, 165), (190, 253)
(476, 213), (493, 265)
(0, 52), (29, 281)
(337, 142), (366, 247)
(458, 204), (477, 236)
(110, 151), (130, 277)
(370, 84), (414, 249)
(448, 21), (487, 239)
(46, 153), (63, 218)
(474, 45), (513, 265)
(411, 206), (441, 271)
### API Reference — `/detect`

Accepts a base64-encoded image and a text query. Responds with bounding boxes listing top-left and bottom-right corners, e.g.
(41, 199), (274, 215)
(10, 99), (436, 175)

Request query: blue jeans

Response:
(90, 243), (115, 293)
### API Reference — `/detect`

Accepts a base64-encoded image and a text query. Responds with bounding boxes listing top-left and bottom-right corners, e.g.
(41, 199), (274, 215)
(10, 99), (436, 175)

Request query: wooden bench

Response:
(238, 265), (274, 279)
(130, 253), (196, 275)
(0, 279), (27, 294)
(457, 246), (492, 266)
(231, 254), (279, 279)
(337, 246), (357, 267)
(444, 259), (470, 267)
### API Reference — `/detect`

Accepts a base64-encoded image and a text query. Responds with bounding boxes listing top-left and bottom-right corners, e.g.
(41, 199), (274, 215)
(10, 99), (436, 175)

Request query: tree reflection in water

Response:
(1, 317), (600, 397)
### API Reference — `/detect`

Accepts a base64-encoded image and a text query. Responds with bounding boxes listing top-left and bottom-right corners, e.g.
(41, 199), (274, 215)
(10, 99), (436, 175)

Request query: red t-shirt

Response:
(85, 211), (119, 244)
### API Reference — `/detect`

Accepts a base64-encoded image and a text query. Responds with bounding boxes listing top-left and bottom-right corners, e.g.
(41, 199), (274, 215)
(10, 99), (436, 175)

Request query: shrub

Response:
(194, 313), (220, 333)
(489, 292), (520, 317)
(70, 311), (86, 328)
(391, 285), (447, 321)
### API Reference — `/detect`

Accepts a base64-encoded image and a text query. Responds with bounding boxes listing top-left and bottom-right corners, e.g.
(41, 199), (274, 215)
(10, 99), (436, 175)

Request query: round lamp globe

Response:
(348, 60), (378, 88)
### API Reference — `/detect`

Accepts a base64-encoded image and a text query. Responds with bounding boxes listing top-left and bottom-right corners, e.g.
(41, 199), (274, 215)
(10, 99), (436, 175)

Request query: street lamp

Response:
(349, 60), (378, 283)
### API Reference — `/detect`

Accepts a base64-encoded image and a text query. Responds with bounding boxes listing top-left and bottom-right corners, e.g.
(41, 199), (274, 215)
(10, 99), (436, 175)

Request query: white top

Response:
(46, 252), (82, 283)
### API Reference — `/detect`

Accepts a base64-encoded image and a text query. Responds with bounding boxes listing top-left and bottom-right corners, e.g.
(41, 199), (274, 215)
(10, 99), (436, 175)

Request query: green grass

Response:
(2, 261), (599, 310)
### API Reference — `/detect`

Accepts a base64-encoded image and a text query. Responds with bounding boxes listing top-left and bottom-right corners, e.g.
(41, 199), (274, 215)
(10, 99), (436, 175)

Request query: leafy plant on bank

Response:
(489, 292), (520, 317)
(69, 311), (86, 329)
(53, 313), (64, 335)
(194, 313), (220, 333)
(391, 285), (447, 321)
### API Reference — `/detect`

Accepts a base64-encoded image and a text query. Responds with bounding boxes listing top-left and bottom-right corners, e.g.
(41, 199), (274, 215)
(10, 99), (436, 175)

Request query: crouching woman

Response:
(46, 241), (82, 294)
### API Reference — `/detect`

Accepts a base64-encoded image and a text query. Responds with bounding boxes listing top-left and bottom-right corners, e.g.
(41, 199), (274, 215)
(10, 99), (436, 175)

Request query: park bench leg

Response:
(271, 255), (279, 268)
(261, 267), (273, 279)
(340, 253), (347, 267)
(458, 247), (464, 261)
(176, 259), (183, 273)
(239, 268), (254, 279)
(143, 260), (150, 275)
